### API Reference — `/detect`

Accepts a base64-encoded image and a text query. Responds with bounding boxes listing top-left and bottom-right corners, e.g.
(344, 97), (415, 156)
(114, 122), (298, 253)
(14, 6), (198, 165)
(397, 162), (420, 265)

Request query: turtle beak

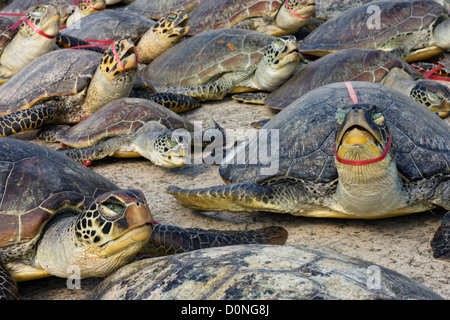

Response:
(116, 40), (138, 71)
(165, 10), (191, 38)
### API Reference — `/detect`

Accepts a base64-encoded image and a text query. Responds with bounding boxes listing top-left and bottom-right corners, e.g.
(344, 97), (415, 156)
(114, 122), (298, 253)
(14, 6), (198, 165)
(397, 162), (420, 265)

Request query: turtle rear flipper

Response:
(140, 224), (288, 257)
(0, 264), (18, 300)
(0, 103), (57, 137)
(166, 183), (295, 213)
(430, 212), (450, 261)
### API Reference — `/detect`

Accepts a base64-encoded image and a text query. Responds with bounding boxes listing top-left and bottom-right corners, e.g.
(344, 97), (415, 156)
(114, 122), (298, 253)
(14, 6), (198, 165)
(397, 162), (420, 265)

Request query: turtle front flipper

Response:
(232, 92), (268, 105)
(167, 183), (297, 213)
(130, 90), (200, 113)
(139, 224), (288, 257)
(60, 136), (127, 163)
(55, 34), (105, 53)
(156, 70), (252, 101)
(430, 211), (450, 261)
(0, 103), (57, 136)
(0, 264), (18, 300)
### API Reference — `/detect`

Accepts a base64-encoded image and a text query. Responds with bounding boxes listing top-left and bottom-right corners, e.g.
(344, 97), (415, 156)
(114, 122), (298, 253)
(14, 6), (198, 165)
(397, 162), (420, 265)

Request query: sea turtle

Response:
(233, 48), (450, 117)
(117, 0), (204, 20)
(59, 9), (190, 64)
(184, 0), (315, 36)
(0, 137), (288, 300)
(431, 211), (450, 261)
(0, 39), (140, 137)
(90, 244), (443, 300)
(139, 29), (301, 101)
(298, 0), (450, 62)
(185, 0), (316, 36)
(0, 4), (60, 83)
(167, 81), (449, 223)
(40, 98), (207, 167)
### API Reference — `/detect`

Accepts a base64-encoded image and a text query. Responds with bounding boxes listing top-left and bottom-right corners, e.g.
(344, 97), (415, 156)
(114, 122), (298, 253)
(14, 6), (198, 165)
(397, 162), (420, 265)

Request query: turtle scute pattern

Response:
(90, 245), (444, 300)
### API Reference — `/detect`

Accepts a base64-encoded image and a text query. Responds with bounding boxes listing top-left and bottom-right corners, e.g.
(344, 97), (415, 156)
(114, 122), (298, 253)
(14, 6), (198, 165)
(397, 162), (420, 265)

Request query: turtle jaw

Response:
(334, 105), (392, 168)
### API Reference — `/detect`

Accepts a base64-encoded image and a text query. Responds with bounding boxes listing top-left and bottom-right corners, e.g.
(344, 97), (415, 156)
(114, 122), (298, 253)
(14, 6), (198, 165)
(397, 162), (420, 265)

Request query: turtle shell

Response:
(55, 97), (195, 148)
(299, 0), (448, 57)
(314, 0), (375, 20)
(220, 81), (450, 184)
(0, 137), (118, 248)
(264, 48), (424, 110)
(141, 28), (274, 88)
(90, 244), (443, 300)
(0, 49), (100, 117)
(61, 10), (155, 42)
(118, 0), (203, 19)
(186, 0), (285, 35)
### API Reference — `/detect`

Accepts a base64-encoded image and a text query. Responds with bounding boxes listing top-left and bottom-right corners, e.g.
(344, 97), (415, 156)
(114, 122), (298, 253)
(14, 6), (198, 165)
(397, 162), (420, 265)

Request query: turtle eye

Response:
(372, 112), (384, 125)
(167, 13), (177, 20)
(273, 39), (284, 50)
(100, 198), (125, 217)
(427, 91), (441, 102)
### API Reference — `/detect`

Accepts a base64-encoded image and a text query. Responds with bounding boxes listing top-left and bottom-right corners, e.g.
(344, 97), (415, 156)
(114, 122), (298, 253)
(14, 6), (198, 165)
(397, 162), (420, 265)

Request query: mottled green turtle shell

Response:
(299, 0), (448, 56)
(141, 28), (274, 88)
(118, 0), (203, 19)
(61, 10), (155, 42)
(55, 97), (195, 148)
(0, 49), (100, 116)
(90, 244), (443, 300)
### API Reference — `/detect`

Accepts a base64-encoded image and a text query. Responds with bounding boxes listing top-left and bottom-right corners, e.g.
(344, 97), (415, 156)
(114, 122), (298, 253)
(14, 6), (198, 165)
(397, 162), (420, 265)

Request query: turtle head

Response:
(72, 189), (153, 275)
(20, 4), (60, 39)
(255, 36), (301, 91)
(431, 15), (450, 50)
(85, 39), (138, 113)
(276, 0), (315, 33)
(151, 132), (187, 168)
(65, 0), (106, 26)
(334, 104), (395, 175)
(410, 80), (450, 117)
(100, 39), (138, 76)
(136, 10), (190, 64)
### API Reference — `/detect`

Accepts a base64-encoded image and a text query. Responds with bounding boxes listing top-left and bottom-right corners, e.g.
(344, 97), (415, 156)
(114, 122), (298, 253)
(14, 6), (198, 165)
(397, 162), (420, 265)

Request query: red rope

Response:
(334, 82), (393, 166)
(284, 0), (314, 19)
(0, 12), (56, 39)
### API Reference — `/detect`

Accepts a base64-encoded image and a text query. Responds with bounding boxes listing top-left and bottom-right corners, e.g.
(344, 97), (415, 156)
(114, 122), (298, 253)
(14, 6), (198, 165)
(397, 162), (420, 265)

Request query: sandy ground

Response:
(12, 96), (449, 300)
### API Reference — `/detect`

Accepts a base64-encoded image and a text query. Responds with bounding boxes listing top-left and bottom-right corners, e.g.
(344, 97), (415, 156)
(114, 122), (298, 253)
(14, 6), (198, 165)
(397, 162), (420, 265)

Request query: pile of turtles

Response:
(0, 0), (448, 300)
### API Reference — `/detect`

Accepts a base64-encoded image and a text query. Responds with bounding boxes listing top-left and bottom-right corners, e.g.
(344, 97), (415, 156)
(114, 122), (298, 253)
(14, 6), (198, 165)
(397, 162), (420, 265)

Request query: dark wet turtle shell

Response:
(0, 49), (100, 122)
(299, 0), (449, 59)
(90, 244), (444, 300)
(0, 137), (118, 249)
(264, 48), (425, 110)
(220, 81), (450, 184)
(141, 28), (274, 88)
(60, 10), (154, 42)
(118, 0), (203, 19)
